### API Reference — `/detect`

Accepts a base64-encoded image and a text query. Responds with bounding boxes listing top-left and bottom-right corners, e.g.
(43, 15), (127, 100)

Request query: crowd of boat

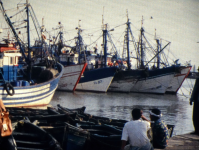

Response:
(0, 0), (192, 108)
(3, 104), (175, 150)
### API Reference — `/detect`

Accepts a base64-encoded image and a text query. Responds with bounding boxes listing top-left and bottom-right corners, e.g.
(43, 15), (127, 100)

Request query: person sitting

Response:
(121, 108), (153, 150)
(150, 108), (169, 149)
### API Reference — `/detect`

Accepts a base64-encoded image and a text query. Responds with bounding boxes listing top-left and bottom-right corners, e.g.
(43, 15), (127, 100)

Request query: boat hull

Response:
(76, 67), (117, 92)
(108, 66), (178, 94)
(2, 63), (63, 107)
(166, 66), (192, 94)
(57, 63), (87, 91)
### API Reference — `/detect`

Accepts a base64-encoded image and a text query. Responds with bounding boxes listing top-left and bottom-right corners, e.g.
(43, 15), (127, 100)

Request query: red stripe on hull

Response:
(73, 63), (87, 91)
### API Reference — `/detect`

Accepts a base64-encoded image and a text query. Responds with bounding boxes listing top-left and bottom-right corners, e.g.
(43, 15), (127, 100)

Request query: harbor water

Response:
(1, 0), (198, 137)
(50, 78), (196, 136)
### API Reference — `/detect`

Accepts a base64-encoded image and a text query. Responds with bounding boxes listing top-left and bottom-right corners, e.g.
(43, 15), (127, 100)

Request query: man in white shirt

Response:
(121, 108), (153, 150)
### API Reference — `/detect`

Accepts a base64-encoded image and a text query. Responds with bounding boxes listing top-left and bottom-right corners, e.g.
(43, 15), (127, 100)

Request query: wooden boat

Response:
(57, 104), (86, 114)
(6, 105), (175, 150)
(36, 122), (89, 150)
(6, 107), (76, 124)
(0, 1), (63, 107)
(12, 119), (63, 150)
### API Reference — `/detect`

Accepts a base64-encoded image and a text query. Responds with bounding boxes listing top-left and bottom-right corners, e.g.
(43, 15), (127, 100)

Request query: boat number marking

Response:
(94, 80), (102, 84)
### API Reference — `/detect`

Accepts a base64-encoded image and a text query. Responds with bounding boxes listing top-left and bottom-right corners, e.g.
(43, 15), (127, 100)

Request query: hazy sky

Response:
(1, 0), (199, 67)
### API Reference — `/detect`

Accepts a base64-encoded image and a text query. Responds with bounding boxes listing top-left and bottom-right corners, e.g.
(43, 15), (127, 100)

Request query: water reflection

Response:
(51, 88), (194, 136)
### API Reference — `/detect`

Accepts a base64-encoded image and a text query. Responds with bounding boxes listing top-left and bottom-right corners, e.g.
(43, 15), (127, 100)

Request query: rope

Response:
(87, 34), (103, 47)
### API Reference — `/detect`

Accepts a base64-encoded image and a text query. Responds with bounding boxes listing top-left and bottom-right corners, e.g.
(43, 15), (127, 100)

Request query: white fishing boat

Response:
(166, 65), (192, 94)
(51, 23), (87, 92)
(57, 52), (87, 91)
(108, 15), (189, 94)
(0, 1), (63, 107)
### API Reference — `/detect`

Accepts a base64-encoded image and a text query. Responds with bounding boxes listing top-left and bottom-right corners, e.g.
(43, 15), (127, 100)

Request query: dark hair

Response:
(132, 108), (142, 120)
(151, 108), (161, 120)
(151, 108), (161, 115)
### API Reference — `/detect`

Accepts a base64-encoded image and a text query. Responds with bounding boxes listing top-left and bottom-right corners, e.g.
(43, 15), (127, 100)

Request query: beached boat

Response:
(6, 105), (175, 150)
(0, 1), (63, 107)
(12, 119), (63, 150)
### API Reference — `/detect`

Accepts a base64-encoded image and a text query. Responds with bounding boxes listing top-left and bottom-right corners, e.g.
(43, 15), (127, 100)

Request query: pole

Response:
(126, 19), (130, 70)
(103, 24), (108, 68)
(26, 0), (31, 81)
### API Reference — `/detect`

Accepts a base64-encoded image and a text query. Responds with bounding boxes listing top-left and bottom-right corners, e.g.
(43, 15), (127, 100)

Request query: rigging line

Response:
(4, 6), (22, 12)
(81, 29), (102, 37)
(114, 30), (126, 48)
(13, 21), (26, 27)
(9, 7), (25, 18)
(107, 32), (117, 53)
(143, 35), (156, 54)
(87, 34), (103, 47)
(112, 23), (126, 29)
(29, 5), (41, 40)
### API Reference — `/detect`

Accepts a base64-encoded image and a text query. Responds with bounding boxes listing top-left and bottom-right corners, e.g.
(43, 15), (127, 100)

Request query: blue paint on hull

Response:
(79, 67), (117, 83)
(2, 63), (63, 106)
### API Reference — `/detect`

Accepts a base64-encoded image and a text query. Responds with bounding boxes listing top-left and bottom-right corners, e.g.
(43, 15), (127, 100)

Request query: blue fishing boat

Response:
(0, 0), (63, 107)
(74, 24), (117, 92)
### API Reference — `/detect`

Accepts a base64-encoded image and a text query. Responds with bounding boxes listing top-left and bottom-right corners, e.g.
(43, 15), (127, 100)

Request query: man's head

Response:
(150, 108), (162, 121)
(132, 108), (142, 120)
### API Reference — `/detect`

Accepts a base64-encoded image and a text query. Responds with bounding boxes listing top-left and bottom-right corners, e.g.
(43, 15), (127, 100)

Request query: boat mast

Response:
(76, 20), (83, 64)
(126, 10), (130, 70)
(156, 39), (160, 68)
(102, 24), (108, 68)
(26, 0), (31, 81)
(0, 0), (27, 61)
(140, 16), (145, 69)
(155, 29), (160, 69)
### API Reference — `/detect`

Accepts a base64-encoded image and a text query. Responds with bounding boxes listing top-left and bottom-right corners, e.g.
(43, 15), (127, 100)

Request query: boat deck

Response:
(155, 132), (199, 150)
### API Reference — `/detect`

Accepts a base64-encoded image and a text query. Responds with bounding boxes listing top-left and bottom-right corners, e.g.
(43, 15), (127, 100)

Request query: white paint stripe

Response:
(0, 83), (50, 94)
(3, 88), (50, 98)
(3, 86), (57, 103)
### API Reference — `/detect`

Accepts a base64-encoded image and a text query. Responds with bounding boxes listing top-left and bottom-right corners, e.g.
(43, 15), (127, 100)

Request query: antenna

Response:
(78, 20), (81, 28)
(154, 28), (156, 40)
(126, 9), (128, 21)
(102, 6), (104, 30)
(141, 15), (144, 27)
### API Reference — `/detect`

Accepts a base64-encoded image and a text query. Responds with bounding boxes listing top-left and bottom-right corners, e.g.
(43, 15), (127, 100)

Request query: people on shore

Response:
(121, 108), (153, 150)
(149, 108), (169, 149)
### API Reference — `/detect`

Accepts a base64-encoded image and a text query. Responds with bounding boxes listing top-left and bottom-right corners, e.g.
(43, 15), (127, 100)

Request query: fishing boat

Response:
(12, 119), (63, 150)
(74, 24), (117, 92)
(0, 1), (63, 107)
(166, 64), (192, 94)
(51, 23), (87, 91)
(108, 15), (190, 94)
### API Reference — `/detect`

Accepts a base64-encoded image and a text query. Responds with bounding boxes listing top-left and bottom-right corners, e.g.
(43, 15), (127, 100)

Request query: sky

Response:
(0, 0), (199, 68)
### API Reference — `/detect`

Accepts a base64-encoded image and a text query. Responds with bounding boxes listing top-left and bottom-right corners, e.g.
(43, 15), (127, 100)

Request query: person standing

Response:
(121, 108), (153, 150)
(150, 108), (169, 149)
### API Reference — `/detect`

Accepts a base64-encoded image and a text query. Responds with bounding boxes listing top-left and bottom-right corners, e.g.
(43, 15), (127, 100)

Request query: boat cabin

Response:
(0, 43), (22, 85)
(60, 49), (79, 66)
